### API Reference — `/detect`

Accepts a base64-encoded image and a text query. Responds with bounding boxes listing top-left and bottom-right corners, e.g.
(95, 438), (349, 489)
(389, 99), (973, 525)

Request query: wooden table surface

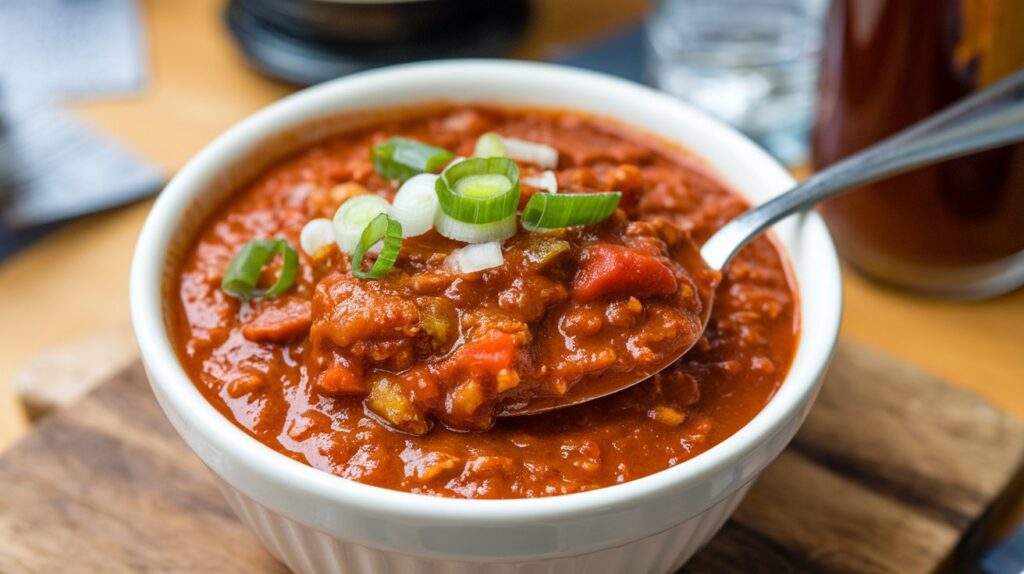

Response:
(1, 0), (1022, 475)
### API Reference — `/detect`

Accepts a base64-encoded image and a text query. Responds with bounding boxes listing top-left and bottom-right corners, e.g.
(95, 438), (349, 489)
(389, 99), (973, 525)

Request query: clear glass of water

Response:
(645, 0), (825, 165)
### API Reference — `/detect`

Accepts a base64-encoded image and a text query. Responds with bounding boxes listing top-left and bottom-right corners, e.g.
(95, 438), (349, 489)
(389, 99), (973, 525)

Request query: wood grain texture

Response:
(0, 342), (1020, 573)
(13, 329), (138, 419)
(0, 361), (285, 573)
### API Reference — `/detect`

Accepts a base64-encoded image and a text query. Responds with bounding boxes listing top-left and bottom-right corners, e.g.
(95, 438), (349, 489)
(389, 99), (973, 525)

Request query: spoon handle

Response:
(700, 69), (1024, 271)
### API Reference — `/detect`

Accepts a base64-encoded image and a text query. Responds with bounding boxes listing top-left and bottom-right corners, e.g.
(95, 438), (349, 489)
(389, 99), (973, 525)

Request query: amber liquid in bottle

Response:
(813, 0), (1024, 296)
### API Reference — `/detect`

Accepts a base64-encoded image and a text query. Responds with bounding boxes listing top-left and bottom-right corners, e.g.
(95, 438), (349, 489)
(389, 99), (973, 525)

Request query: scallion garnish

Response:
(434, 211), (517, 244)
(455, 174), (513, 199)
(391, 173), (440, 238)
(502, 137), (559, 168)
(521, 191), (622, 232)
(333, 194), (391, 254)
(448, 241), (505, 274)
(221, 239), (299, 300)
(473, 132), (507, 158)
(435, 157), (520, 226)
(372, 137), (453, 182)
(351, 213), (402, 279)
(299, 218), (335, 256)
(522, 170), (558, 193)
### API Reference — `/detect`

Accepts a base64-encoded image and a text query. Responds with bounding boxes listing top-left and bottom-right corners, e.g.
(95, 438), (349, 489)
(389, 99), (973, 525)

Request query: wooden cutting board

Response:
(0, 341), (1021, 573)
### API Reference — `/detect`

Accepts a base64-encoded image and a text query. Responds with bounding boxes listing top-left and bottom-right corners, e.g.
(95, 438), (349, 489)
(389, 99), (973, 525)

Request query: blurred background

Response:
(0, 0), (1022, 569)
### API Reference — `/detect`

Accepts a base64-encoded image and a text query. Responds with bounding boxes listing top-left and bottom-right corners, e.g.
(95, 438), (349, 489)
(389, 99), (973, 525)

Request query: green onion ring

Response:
(473, 132), (507, 158)
(435, 157), (520, 225)
(221, 239), (299, 300)
(521, 191), (622, 232)
(351, 213), (403, 279)
(372, 137), (453, 182)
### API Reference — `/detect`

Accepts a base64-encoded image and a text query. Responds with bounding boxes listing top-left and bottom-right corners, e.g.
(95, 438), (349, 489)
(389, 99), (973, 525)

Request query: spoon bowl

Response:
(498, 239), (719, 417)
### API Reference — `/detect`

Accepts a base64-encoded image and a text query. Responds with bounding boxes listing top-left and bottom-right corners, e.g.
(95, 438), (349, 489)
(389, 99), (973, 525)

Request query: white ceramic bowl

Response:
(131, 60), (842, 573)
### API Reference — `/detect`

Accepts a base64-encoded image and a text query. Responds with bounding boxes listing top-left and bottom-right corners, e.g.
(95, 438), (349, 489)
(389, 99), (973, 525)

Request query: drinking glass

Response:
(644, 0), (826, 165)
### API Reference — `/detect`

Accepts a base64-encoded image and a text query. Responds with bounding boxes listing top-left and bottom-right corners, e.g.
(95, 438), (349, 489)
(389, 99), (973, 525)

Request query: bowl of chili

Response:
(131, 60), (842, 573)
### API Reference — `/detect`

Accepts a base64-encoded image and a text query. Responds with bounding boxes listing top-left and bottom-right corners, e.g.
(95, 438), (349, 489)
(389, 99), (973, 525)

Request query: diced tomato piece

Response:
(448, 333), (516, 377)
(572, 243), (678, 301)
(242, 299), (312, 343)
(399, 365), (441, 403)
(317, 363), (366, 396)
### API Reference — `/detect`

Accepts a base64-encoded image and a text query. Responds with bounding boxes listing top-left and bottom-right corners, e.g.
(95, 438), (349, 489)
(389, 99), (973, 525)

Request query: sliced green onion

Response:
(435, 157), (520, 225)
(521, 191), (622, 232)
(455, 174), (513, 199)
(372, 137), (453, 182)
(300, 218), (335, 256)
(473, 132), (507, 158)
(333, 194), (391, 254)
(391, 173), (440, 237)
(351, 213), (402, 279)
(435, 210), (517, 243)
(522, 170), (558, 193)
(502, 137), (559, 168)
(448, 242), (505, 274)
(221, 239), (299, 300)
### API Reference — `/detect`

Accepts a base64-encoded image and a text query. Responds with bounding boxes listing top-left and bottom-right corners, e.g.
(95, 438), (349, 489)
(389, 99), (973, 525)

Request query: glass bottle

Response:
(812, 0), (1024, 297)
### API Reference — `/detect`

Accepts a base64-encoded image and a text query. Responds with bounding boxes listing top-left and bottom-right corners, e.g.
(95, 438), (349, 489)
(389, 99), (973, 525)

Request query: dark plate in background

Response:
(227, 0), (531, 85)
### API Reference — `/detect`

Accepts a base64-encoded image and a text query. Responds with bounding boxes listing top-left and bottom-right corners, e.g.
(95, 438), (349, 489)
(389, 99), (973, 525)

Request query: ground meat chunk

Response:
(242, 298), (312, 343)
(310, 273), (421, 386)
(311, 273), (420, 350)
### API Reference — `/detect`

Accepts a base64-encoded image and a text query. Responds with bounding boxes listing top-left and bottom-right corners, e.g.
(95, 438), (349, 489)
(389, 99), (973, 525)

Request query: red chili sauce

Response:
(172, 106), (799, 498)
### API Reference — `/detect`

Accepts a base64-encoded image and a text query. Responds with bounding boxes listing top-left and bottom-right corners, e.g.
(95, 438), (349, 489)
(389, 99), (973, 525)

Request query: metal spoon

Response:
(501, 68), (1024, 417)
